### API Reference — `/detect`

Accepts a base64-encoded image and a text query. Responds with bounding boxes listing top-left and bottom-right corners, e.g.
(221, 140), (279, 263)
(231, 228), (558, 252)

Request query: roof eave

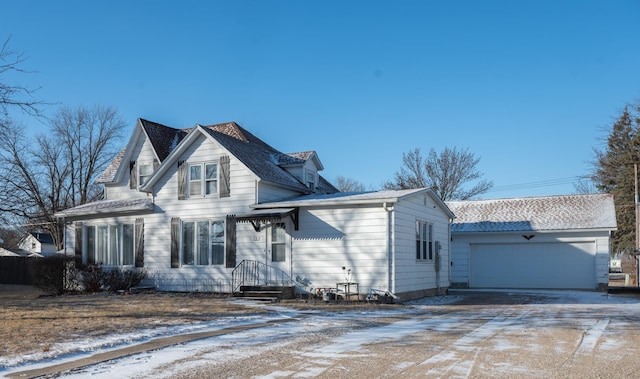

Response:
(451, 227), (618, 234)
(253, 196), (402, 209)
(55, 200), (154, 219)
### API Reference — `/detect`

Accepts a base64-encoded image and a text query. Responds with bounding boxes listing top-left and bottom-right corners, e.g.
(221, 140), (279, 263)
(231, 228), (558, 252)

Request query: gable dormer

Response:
(281, 151), (324, 191)
(97, 119), (188, 199)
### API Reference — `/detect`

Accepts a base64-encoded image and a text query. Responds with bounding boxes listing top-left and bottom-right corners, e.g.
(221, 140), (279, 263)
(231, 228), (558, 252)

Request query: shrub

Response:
(80, 264), (105, 293)
(104, 268), (146, 292)
(75, 265), (146, 293)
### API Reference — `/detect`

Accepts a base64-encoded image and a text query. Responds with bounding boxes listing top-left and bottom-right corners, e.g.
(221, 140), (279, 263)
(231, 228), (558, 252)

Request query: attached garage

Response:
(447, 194), (617, 291)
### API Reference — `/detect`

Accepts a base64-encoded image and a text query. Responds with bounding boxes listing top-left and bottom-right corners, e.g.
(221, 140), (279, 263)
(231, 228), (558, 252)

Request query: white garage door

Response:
(469, 242), (596, 289)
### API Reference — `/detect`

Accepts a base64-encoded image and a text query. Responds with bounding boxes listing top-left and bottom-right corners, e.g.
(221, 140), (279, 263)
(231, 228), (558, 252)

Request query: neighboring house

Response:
(56, 119), (454, 300)
(18, 232), (57, 256)
(0, 248), (20, 257)
(446, 194), (617, 290)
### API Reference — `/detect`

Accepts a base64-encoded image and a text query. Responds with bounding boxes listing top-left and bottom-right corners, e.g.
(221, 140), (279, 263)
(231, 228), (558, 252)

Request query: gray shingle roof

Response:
(201, 122), (337, 194)
(140, 118), (188, 162)
(446, 193), (617, 233)
(97, 119), (338, 194)
(96, 147), (126, 183)
(97, 119), (188, 184)
(55, 198), (154, 218)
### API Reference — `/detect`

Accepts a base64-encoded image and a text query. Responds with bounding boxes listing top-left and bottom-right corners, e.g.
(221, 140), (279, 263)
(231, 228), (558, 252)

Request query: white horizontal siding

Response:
(105, 134), (156, 200)
(152, 134), (257, 215)
(142, 134), (266, 289)
(258, 182), (302, 203)
(393, 193), (451, 295)
(594, 237), (611, 287)
(291, 206), (389, 292)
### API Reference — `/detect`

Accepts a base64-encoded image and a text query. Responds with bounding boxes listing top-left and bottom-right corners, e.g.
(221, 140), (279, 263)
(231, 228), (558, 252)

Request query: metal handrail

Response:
(231, 260), (295, 293)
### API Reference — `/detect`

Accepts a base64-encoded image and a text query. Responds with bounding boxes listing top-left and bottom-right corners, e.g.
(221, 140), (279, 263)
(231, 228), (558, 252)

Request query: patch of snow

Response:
(4, 290), (640, 378)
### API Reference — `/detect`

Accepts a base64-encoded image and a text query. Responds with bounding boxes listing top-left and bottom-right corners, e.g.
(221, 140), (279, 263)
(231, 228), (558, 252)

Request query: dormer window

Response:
(306, 171), (315, 189)
(139, 164), (153, 186)
(130, 160), (158, 191)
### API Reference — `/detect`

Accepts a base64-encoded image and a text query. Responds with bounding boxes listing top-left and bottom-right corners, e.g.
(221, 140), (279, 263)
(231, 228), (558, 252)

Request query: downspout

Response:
(289, 221), (293, 283)
(436, 242), (441, 296)
(383, 202), (395, 294)
(448, 218), (452, 292)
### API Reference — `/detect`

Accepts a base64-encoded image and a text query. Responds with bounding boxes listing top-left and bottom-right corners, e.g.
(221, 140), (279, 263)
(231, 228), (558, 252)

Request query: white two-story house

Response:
(56, 119), (454, 300)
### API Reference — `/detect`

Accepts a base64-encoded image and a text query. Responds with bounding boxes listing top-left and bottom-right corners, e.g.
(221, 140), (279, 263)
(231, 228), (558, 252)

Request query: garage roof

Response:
(446, 193), (617, 232)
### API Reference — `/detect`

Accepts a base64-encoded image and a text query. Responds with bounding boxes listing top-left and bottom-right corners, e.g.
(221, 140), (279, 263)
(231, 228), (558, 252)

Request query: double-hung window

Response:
(138, 163), (153, 187)
(85, 223), (135, 266)
(188, 162), (218, 197)
(305, 171), (315, 189)
(416, 220), (433, 261)
(189, 165), (202, 197)
(181, 220), (225, 266)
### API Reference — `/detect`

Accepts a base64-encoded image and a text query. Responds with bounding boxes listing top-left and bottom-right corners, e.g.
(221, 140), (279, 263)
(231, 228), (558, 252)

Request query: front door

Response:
(265, 222), (289, 278)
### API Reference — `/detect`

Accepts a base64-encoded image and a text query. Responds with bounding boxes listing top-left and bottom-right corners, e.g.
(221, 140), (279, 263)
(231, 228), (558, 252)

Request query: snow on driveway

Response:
(4, 290), (640, 378)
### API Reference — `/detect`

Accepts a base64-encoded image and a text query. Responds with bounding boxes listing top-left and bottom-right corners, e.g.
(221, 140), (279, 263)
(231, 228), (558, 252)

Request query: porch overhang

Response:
(235, 208), (299, 232)
(54, 198), (154, 219)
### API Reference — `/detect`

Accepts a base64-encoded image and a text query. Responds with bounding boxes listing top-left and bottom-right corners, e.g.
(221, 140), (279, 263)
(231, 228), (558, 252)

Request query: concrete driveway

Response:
(6, 289), (640, 378)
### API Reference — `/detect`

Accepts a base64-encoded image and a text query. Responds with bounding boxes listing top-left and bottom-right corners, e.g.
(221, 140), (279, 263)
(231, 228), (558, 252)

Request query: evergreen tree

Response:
(594, 105), (640, 255)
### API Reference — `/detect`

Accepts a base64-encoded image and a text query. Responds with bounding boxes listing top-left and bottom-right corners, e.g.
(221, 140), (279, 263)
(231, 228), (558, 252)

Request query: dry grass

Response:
(0, 285), (402, 364)
(0, 285), (267, 360)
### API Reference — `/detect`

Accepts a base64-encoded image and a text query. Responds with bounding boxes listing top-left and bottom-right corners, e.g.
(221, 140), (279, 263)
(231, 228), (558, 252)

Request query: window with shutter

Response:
(171, 217), (180, 268)
(220, 155), (230, 197)
(225, 215), (236, 268)
(181, 158), (228, 199)
(135, 218), (144, 267)
(82, 223), (137, 266)
(138, 164), (153, 186)
(75, 222), (83, 266)
(178, 161), (187, 200)
(129, 161), (137, 189)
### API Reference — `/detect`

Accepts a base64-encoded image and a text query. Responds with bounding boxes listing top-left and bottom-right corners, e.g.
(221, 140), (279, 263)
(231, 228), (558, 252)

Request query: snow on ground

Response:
(3, 290), (640, 378)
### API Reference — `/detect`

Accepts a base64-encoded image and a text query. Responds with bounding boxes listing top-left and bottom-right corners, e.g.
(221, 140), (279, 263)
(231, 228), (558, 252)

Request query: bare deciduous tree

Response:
(52, 105), (126, 206)
(573, 177), (598, 194)
(335, 176), (366, 192)
(385, 147), (493, 201)
(0, 226), (26, 250)
(0, 36), (43, 126)
(0, 105), (126, 249)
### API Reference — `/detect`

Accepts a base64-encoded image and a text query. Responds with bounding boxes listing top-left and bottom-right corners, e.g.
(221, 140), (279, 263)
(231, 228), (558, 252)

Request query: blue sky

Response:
(3, 1), (640, 198)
